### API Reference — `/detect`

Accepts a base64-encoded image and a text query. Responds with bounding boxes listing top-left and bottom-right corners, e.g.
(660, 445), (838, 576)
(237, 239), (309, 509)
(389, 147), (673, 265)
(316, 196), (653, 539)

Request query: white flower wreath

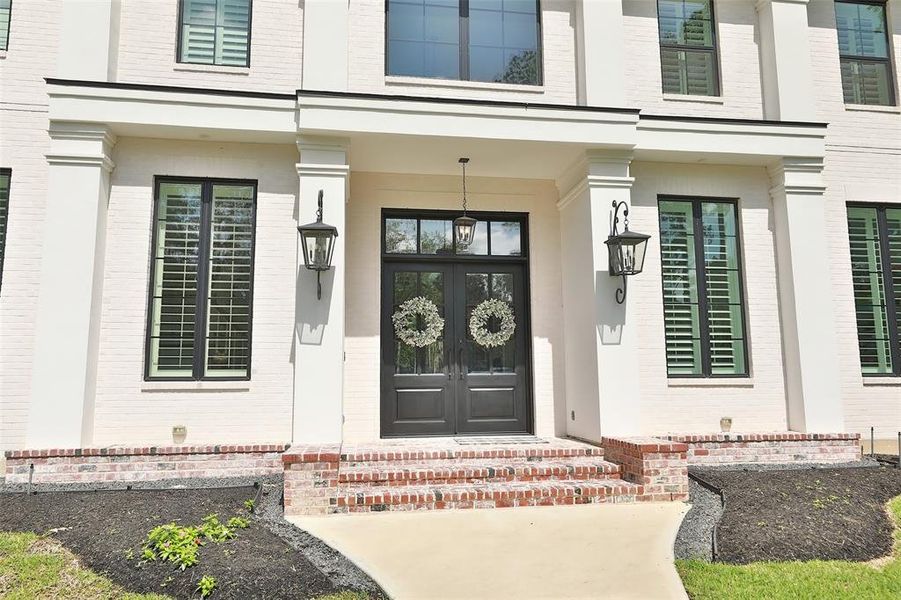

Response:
(469, 298), (516, 348)
(392, 296), (445, 347)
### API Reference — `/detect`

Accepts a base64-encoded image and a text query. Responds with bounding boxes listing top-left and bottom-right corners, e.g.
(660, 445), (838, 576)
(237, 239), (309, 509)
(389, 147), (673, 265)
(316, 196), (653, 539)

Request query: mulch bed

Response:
(692, 464), (901, 564)
(0, 485), (381, 599)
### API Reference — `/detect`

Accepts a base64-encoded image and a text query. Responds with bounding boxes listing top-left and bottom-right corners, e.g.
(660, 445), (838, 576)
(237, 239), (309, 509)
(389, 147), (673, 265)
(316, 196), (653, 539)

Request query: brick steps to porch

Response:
(338, 457), (622, 486)
(331, 479), (643, 513)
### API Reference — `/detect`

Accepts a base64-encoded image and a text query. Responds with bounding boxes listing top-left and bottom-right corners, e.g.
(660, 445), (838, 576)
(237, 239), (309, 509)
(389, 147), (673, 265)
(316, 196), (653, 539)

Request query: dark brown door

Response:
(380, 262), (531, 437)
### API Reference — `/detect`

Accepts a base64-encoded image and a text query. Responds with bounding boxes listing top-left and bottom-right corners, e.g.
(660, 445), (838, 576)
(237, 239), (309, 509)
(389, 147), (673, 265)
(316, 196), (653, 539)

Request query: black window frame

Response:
(0, 168), (10, 293)
(384, 0), (544, 86)
(834, 0), (897, 106)
(144, 176), (258, 382)
(176, 0), (254, 68)
(657, 195), (750, 378)
(0, 0), (12, 52)
(846, 202), (901, 377)
(656, 0), (722, 97)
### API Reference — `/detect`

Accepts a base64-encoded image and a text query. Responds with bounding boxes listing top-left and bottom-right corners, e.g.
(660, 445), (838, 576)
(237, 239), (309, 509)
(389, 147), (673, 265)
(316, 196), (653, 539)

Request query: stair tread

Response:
(339, 440), (604, 462)
(339, 457), (621, 480)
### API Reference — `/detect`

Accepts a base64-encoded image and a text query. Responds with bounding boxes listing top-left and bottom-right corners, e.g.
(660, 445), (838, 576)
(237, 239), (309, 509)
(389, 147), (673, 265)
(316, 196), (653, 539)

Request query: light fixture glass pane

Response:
(385, 218), (417, 253)
(456, 222), (488, 255)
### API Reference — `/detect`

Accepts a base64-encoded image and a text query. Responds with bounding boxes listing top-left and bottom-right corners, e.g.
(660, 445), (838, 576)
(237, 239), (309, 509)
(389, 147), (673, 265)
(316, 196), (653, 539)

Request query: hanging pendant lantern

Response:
(453, 157), (477, 247)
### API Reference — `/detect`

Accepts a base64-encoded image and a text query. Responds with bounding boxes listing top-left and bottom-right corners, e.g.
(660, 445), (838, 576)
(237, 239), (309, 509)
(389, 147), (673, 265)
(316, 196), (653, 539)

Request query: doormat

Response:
(453, 437), (549, 445)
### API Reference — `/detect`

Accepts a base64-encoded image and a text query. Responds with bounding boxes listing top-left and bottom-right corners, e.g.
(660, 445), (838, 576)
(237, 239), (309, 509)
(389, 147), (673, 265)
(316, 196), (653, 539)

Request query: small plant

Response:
(124, 548), (134, 561)
(199, 514), (235, 543)
(227, 516), (249, 530)
(143, 523), (203, 570)
(196, 575), (217, 598)
(243, 498), (255, 512)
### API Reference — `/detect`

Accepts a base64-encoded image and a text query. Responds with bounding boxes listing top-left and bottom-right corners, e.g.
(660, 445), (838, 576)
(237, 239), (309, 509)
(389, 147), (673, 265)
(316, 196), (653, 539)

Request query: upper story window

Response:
(178, 0), (251, 67)
(0, 169), (10, 292)
(657, 0), (720, 96)
(658, 197), (748, 377)
(835, 0), (895, 106)
(386, 0), (542, 86)
(146, 178), (256, 381)
(0, 0), (11, 51)
(846, 204), (901, 376)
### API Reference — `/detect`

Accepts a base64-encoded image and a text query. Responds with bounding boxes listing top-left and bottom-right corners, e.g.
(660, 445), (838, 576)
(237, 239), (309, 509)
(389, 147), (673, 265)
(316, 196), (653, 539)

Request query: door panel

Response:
(381, 263), (456, 436)
(454, 264), (530, 434)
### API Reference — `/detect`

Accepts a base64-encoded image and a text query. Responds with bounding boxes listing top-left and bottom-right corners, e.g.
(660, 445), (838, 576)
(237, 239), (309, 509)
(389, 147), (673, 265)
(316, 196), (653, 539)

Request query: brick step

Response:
(340, 441), (604, 464)
(338, 457), (622, 485)
(331, 479), (642, 513)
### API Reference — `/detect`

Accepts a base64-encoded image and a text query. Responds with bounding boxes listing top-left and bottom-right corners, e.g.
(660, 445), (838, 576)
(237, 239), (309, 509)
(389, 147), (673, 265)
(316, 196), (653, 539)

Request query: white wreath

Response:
(392, 296), (445, 347)
(470, 299), (516, 348)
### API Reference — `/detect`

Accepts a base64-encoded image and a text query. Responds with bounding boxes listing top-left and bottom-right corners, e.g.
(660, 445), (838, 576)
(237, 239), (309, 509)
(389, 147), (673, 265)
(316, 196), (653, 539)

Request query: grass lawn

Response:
(0, 531), (368, 600)
(677, 495), (901, 600)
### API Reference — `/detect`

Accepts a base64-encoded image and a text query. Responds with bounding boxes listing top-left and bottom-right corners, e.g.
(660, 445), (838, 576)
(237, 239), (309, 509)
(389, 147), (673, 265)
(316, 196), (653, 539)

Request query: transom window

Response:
(178, 0), (252, 67)
(846, 204), (901, 375)
(0, 169), (10, 292)
(835, 0), (895, 106)
(386, 0), (542, 85)
(383, 213), (525, 257)
(657, 0), (720, 96)
(0, 1), (11, 51)
(145, 178), (256, 380)
(658, 197), (748, 377)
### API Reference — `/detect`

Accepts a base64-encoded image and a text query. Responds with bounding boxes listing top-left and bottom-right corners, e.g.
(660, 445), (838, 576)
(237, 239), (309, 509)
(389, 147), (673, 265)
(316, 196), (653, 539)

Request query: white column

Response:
(558, 151), (641, 441)
(58, 0), (120, 81)
(575, 0), (627, 107)
(756, 0), (816, 121)
(301, 0), (349, 91)
(293, 138), (349, 444)
(769, 157), (845, 432)
(27, 123), (116, 448)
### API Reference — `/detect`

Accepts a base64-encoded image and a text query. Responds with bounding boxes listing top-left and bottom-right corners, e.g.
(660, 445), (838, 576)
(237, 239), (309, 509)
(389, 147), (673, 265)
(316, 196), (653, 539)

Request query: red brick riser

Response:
(282, 440), (645, 516)
(599, 437), (691, 503)
(662, 433), (862, 465)
(3, 445), (287, 484)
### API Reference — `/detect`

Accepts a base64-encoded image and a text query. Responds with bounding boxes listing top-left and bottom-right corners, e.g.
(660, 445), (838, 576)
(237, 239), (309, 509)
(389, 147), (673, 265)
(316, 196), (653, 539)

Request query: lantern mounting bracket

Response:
(611, 200), (629, 304)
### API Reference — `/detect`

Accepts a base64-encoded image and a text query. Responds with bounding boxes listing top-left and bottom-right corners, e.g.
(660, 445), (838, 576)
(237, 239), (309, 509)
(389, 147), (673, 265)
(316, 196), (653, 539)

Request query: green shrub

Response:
(196, 575), (217, 598)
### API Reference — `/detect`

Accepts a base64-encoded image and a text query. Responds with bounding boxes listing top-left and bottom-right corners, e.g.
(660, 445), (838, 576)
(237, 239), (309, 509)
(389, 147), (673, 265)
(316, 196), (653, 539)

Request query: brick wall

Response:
(4, 444), (287, 484)
(664, 432), (862, 465)
(601, 436), (689, 502)
(282, 444), (341, 516)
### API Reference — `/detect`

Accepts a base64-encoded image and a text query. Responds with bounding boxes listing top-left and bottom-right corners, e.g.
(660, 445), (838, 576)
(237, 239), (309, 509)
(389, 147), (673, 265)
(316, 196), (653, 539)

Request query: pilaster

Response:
(301, 0), (349, 91)
(575, 1), (627, 108)
(557, 151), (641, 441)
(27, 123), (116, 448)
(293, 138), (350, 444)
(769, 157), (845, 432)
(756, 0), (816, 120)
(58, 0), (120, 81)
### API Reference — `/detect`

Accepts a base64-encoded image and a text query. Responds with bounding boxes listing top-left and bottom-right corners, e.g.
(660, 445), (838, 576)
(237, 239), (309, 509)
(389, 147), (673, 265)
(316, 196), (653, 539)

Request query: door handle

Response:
(447, 346), (453, 380)
(458, 340), (465, 380)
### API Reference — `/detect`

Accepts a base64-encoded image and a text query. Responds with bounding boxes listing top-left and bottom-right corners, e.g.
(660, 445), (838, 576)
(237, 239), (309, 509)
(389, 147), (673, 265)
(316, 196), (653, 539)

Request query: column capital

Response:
(46, 122), (116, 172)
(557, 150), (633, 211)
(767, 156), (825, 197)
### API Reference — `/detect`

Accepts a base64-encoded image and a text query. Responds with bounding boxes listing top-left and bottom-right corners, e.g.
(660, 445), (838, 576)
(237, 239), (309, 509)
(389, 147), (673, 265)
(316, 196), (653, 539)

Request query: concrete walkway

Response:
(289, 502), (690, 600)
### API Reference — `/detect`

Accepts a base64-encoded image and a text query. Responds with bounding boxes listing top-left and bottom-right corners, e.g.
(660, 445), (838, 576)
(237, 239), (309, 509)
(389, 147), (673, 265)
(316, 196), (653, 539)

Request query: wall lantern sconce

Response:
(298, 190), (339, 300)
(604, 200), (651, 304)
(453, 157), (477, 247)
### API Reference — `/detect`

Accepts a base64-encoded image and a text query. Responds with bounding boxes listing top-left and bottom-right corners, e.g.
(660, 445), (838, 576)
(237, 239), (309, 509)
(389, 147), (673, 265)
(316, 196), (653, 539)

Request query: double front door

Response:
(380, 261), (531, 436)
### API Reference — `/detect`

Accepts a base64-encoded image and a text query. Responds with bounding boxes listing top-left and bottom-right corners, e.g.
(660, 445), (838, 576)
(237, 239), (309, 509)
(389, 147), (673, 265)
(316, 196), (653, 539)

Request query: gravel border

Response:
(0, 474), (386, 598)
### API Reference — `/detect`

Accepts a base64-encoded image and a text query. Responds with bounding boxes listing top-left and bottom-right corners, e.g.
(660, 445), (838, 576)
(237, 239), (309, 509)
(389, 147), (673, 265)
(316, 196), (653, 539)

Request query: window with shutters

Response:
(386, 0), (542, 85)
(0, 0), (11, 51)
(846, 204), (901, 376)
(835, 1), (895, 106)
(178, 0), (251, 67)
(658, 197), (748, 377)
(657, 0), (720, 96)
(0, 169), (10, 292)
(145, 178), (256, 380)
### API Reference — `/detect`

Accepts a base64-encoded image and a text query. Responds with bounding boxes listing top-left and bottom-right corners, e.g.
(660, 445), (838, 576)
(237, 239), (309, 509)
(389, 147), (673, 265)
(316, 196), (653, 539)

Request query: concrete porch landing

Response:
(289, 501), (690, 599)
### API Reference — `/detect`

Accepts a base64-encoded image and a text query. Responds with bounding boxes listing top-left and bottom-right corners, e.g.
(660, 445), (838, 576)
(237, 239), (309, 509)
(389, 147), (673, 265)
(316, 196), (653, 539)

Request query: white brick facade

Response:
(1, 0), (899, 454)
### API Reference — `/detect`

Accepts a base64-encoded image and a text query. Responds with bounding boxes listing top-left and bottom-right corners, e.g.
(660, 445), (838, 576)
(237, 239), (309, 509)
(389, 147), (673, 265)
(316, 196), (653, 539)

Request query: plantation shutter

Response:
(657, 0), (719, 96)
(180, 0), (250, 67)
(847, 206), (900, 374)
(0, 0), (10, 51)
(204, 185), (254, 378)
(149, 182), (203, 378)
(0, 170), (10, 290)
(835, 1), (893, 106)
(659, 198), (748, 377)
